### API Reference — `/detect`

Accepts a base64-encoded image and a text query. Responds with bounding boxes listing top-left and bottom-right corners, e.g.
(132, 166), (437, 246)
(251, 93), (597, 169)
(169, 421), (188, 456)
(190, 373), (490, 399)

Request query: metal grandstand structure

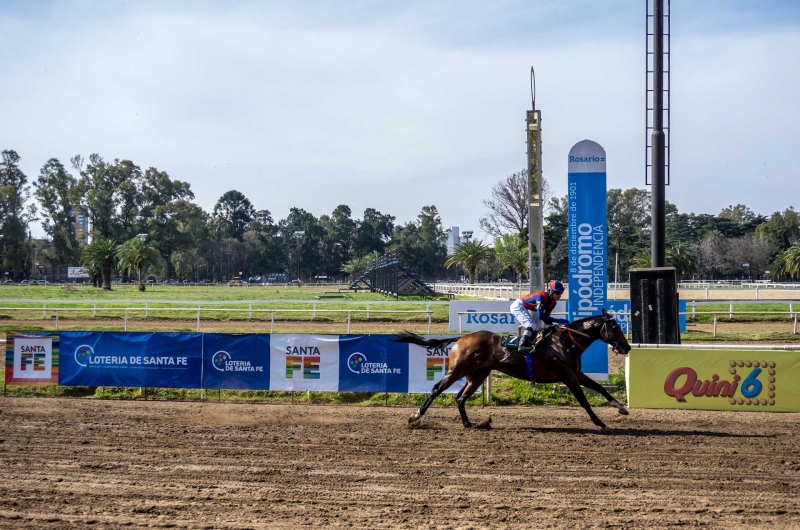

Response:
(348, 251), (441, 299)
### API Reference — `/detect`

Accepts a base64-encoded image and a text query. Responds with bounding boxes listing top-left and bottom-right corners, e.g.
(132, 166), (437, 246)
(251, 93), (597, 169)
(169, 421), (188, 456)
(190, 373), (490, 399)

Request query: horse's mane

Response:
(565, 313), (606, 329)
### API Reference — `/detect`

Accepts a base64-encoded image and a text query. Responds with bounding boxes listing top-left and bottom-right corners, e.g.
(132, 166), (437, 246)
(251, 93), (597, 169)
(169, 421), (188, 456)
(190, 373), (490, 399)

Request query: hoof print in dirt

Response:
(474, 417), (492, 430)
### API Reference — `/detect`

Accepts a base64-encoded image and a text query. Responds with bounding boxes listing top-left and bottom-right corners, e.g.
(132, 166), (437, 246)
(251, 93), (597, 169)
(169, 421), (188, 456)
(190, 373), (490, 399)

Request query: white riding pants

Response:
(510, 299), (540, 332)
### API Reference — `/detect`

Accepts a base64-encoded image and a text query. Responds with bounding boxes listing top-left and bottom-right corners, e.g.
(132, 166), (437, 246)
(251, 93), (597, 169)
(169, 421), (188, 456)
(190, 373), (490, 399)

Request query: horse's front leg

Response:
(562, 375), (608, 431)
(577, 372), (628, 416)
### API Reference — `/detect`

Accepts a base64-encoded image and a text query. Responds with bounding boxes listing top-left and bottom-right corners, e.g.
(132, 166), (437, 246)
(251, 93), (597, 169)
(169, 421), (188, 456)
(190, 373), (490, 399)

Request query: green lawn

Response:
(687, 302), (798, 323)
(0, 284), (452, 325)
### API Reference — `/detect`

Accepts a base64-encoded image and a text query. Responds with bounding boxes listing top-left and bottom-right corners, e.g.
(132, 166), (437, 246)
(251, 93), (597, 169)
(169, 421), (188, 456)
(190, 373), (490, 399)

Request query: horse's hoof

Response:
(408, 415), (420, 424)
(618, 407), (629, 416)
(463, 422), (473, 429)
(599, 424), (610, 433)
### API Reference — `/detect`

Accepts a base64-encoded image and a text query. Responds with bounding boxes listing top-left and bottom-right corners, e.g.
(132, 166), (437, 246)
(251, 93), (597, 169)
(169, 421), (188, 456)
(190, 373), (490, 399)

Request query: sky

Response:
(2, 0), (799, 240)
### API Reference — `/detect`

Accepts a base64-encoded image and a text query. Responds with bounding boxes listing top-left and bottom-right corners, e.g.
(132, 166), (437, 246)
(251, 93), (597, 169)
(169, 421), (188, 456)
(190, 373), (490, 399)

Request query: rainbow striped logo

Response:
(426, 358), (448, 381)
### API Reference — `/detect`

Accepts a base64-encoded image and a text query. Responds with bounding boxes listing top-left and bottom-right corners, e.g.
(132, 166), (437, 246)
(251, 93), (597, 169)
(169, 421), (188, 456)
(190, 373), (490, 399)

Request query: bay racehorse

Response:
(393, 309), (631, 431)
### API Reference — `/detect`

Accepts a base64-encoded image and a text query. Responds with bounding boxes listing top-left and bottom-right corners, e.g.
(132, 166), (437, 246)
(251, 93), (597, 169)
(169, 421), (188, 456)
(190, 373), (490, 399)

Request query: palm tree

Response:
(82, 262), (101, 288)
(784, 244), (800, 279)
(444, 240), (493, 284)
(667, 242), (698, 279)
(341, 255), (371, 282)
(493, 233), (529, 283)
(117, 237), (162, 292)
(629, 251), (652, 270)
(82, 239), (118, 290)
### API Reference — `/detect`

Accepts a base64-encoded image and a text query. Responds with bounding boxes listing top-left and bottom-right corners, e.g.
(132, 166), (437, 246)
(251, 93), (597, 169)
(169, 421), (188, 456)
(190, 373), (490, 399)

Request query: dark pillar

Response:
(651, 0), (666, 267)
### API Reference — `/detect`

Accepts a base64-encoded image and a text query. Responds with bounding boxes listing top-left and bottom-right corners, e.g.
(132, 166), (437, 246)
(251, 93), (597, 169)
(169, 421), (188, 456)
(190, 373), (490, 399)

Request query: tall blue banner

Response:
(567, 140), (609, 379)
(202, 333), (271, 389)
(59, 332), (202, 388)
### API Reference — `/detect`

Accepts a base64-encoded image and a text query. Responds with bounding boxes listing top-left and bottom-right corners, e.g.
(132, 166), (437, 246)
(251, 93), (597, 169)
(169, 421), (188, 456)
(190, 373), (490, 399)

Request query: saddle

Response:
(501, 326), (559, 354)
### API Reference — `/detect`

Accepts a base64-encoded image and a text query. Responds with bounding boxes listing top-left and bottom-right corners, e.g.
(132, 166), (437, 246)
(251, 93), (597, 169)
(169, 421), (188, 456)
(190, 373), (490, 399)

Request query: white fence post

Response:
(794, 313), (798, 335)
(366, 303), (370, 319)
(249, 303), (252, 321)
(705, 288), (709, 300)
(55, 309), (59, 331)
(270, 311), (275, 333)
(93, 302), (97, 317)
(347, 311), (351, 334)
(196, 307), (201, 332)
(42, 302), (46, 320)
(427, 312), (432, 334)
(458, 313), (462, 333)
(756, 286), (759, 300)
(124, 309), (128, 332)
(713, 314), (717, 337)
(729, 303), (734, 320)
(145, 302), (148, 317)
(313, 302), (316, 320)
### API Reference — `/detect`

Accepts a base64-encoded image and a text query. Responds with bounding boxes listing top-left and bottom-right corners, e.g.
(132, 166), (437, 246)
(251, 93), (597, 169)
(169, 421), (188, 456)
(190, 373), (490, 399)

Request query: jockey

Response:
(509, 280), (569, 354)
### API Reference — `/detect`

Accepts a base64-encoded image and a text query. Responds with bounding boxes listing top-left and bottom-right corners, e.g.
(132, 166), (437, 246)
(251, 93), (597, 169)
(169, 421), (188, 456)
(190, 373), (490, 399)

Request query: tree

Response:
(666, 242), (698, 279)
(82, 239), (118, 290)
(341, 254), (373, 282)
(34, 158), (82, 272)
(444, 240), (493, 284)
(493, 233), (529, 283)
(353, 208), (395, 257)
(212, 190), (255, 240)
(391, 206), (447, 280)
(479, 170), (552, 238)
(117, 237), (162, 291)
(781, 244), (800, 279)
(0, 151), (36, 280)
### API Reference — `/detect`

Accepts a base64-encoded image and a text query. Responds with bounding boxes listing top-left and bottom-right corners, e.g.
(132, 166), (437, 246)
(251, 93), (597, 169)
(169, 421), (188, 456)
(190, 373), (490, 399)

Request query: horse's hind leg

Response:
(456, 367), (492, 428)
(561, 374), (608, 431)
(409, 371), (463, 424)
(577, 372), (628, 416)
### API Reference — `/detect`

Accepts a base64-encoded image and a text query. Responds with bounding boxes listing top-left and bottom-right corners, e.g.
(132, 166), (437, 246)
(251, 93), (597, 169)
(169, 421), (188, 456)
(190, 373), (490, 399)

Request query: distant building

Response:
(446, 226), (460, 254)
(72, 207), (89, 245)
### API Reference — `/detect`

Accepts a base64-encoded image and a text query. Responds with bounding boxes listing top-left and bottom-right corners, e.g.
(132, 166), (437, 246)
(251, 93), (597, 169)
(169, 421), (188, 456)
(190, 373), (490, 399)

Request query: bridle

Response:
(562, 317), (625, 355)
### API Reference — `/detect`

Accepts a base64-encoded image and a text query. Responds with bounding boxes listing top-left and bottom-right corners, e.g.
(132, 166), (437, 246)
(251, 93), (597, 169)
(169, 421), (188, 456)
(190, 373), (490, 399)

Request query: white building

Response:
(446, 226), (460, 254)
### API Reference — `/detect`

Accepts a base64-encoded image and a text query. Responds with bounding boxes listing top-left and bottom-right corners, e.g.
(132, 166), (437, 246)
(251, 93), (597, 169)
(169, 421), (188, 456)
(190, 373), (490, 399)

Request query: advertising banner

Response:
(606, 300), (687, 333)
(59, 332), (202, 388)
(449, 300), (567, 333)
(67, 267), (89, 279)
(202, 334), (271, 390)
(627, 348), (800, 412)
(5, 333), (59, 385)
(567, 140), (609, 380)
(269, 334), (340, 391)
(407, 335), (468, 394)
(338, 335), (409, 393)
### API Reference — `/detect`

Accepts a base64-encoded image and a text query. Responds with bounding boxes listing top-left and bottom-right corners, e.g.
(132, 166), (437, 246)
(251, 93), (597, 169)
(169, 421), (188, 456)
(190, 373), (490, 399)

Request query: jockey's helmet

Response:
(548, 280), (565, 295)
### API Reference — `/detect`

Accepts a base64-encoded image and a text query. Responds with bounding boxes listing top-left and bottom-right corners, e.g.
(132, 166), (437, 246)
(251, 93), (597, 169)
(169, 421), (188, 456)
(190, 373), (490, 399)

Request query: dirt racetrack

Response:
(1, 398), (799, 529)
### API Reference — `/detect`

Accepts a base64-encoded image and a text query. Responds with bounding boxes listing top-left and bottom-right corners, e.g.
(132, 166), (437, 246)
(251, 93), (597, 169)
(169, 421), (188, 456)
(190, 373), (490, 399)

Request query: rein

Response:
(561, 319), (623, 354)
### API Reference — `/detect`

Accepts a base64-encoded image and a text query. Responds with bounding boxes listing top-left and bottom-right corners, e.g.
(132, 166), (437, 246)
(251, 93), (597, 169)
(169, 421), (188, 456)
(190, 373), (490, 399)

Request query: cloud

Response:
(1, 1), (798, 242)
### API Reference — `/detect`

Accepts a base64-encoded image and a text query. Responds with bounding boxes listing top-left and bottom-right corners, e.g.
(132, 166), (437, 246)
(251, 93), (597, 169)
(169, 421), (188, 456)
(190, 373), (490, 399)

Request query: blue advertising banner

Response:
(338, 335), (409, 393)
(59, 332), (202, 388)
(606, 300), (687, 334)
(202, 334), (270, 390)
(567, 140), (609, 379)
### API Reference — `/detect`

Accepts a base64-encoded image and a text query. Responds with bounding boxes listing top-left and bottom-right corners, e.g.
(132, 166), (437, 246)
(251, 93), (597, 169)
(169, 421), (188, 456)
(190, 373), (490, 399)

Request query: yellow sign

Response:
(627, 348), (800, 412)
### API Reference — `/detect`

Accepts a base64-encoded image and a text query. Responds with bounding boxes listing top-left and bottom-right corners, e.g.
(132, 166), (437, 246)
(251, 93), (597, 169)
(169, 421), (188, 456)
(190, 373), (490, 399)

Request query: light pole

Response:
(460, 231), (473, 283)
(613, 233), (620, 300)
(293, 231), (305, 282)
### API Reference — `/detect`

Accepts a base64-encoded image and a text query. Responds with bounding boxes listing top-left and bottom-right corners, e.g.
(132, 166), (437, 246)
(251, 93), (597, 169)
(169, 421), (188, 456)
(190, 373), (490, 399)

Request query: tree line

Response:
(2, 150), (799, 288)
(0, 150), (449, 288)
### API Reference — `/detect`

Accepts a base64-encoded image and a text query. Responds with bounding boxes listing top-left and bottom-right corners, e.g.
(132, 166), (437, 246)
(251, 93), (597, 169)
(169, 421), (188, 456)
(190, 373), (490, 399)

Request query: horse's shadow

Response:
(506, 425), (774, 438)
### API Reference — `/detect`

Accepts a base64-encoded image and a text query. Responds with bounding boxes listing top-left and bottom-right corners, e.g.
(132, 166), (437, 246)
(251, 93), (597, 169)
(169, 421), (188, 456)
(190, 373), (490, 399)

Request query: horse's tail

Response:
(391, 331), (459, 349)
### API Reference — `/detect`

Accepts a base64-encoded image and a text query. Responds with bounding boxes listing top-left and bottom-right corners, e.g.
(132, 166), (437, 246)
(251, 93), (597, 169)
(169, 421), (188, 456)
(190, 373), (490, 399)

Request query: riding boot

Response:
(516, 327), (535, 353)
